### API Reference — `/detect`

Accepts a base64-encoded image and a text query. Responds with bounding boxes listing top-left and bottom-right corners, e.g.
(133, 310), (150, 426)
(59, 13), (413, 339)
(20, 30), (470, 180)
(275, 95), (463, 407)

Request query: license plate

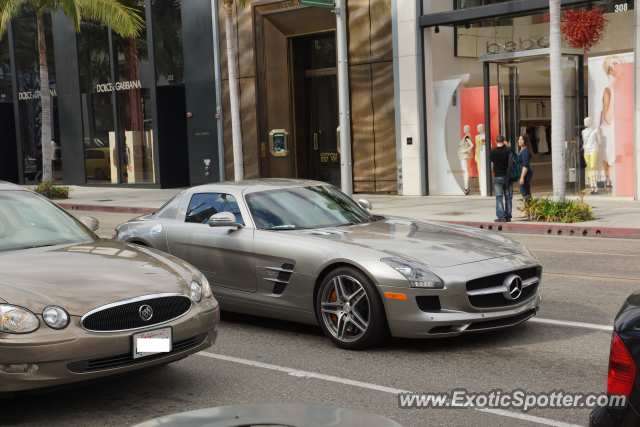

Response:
(132, 327), (173, 359)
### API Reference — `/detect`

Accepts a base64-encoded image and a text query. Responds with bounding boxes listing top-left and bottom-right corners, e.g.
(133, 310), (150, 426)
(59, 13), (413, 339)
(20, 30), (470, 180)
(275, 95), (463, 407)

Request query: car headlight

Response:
(190, 281), (202, 302)
(200, 274), (212, 298)
(42, 306), (69, 330)
(381, 257), (445, 289)
(0, 305), (40, 334)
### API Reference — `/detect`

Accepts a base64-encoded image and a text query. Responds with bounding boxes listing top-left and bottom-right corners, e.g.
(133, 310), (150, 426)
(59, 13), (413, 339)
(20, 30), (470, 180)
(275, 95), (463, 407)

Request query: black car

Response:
(590, 292), (640, 426)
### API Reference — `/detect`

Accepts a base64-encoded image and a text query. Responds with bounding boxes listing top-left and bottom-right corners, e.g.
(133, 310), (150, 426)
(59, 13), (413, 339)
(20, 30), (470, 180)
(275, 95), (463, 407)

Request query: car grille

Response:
(466, 309), (537, 331)
(67, 333), (208, 373)
(466, 267), (541, 308)
(468, 283), (539, 308)
(466, 267), (540, 292)
(281, 263), (294, 271)
(81, 295), (192, 332)
(416, 296), (441, 312)
(277, 271), (292, 282)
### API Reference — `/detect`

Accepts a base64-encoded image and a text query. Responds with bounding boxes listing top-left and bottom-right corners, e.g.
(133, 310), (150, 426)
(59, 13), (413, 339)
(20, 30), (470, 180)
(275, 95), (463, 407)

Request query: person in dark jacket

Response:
(489, 135), (512, 223)
(517, 134), (534, 218)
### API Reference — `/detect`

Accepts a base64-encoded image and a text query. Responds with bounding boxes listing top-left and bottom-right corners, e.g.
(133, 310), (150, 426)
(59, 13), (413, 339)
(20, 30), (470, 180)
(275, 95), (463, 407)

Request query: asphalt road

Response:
(3, 211), (637, 427)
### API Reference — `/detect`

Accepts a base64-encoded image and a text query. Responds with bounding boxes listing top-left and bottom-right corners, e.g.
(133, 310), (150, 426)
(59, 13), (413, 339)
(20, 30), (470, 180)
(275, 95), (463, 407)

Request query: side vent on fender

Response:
(264, 263), (295, 295)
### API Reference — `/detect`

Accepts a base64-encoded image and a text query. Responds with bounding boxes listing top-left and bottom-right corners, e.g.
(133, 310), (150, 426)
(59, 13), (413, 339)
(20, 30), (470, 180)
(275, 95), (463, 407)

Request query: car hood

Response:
(294, 217), (524, 268)
(0, 240), (200, 316)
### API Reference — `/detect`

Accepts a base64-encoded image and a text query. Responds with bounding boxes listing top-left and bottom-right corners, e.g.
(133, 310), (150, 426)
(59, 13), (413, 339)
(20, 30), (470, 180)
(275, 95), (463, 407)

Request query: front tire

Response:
(316, 266), (390, 350)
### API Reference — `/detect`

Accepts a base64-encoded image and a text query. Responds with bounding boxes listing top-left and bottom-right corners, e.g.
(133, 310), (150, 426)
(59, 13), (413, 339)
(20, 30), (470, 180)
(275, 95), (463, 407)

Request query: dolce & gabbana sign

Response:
(96, 80), (142, 93)
(18, 89), (57, 100)
(486, 37), (550, 55)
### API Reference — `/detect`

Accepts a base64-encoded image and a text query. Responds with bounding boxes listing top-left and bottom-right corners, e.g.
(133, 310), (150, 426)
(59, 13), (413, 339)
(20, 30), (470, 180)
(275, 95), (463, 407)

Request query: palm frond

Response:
(77, 0), (144, 38)
(0, 0), (29, 40)
(48, 0), (81, 32)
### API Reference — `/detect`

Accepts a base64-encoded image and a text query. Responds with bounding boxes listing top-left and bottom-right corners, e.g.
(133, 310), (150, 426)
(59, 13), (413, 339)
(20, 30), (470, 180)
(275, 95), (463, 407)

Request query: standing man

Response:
(489, 135), (512, 223)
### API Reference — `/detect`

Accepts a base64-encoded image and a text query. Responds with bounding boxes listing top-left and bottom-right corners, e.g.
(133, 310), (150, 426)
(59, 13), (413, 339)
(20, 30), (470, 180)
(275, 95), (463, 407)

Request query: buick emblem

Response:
(502, 274), (523, 300)
(139, 305), (153, 321)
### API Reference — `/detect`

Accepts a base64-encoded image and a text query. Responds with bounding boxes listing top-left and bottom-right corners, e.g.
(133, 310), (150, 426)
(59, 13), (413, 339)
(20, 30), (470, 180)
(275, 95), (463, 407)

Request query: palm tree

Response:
(549, 0), (565, 200)
(223, 0), (244, 181)
(0, 0), (145, 182)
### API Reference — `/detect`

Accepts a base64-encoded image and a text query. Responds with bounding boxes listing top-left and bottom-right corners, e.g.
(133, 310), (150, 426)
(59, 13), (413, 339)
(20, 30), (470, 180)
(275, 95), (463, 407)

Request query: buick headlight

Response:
(200, 274), (212, 298)
(190, 281), (202, 302)
(42, 306), (69, 330)
(0, 305), (40, 334)
(381, 257), (444, 289)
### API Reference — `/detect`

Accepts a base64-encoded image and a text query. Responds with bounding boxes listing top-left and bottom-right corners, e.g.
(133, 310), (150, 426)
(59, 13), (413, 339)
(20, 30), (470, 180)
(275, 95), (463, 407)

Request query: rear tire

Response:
(316, 266), (390, 350)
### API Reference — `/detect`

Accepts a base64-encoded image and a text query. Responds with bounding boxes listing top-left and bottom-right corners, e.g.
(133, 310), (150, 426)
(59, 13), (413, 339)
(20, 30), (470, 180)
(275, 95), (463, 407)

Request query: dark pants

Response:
(519, 169), (534, 203)
(493, 176), (513, 221)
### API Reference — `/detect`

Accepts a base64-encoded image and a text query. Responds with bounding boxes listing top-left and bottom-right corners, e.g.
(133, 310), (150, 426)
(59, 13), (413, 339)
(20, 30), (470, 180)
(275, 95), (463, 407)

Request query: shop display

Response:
(458, 125), (473, 195)
(582, 117), (601, 194)
(589, 52), (634, 196)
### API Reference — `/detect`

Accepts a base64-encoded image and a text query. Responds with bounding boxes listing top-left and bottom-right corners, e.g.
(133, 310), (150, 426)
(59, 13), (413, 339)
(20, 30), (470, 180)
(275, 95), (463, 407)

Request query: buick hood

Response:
(296, 217), (525, 268)
(0, 240), (200, 316)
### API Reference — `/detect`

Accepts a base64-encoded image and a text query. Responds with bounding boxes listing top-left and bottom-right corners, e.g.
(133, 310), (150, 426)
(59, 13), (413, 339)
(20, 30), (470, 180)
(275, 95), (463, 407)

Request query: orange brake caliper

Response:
(330, 291), (338, 325)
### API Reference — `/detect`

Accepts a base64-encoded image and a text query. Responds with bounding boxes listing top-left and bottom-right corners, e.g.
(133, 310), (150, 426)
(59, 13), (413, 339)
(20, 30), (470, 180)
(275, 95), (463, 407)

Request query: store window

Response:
(13, 11), (60, 184)
(78, 5), (155, 185)
(152, 0), (185, 85)
(0, 37), (13, 101)
(426, 2), (635, 197)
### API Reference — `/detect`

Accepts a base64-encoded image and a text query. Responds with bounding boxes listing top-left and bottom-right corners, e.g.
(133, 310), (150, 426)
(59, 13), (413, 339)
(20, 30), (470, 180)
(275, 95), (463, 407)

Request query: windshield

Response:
(245, 186), (374, 230)
(0, 191), (98, 252)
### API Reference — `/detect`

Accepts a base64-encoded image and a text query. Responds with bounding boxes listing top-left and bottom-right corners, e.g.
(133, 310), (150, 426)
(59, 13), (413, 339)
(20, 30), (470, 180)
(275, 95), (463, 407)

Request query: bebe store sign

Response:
(486, 37), (550, 54)
(96, 80), (142, 93)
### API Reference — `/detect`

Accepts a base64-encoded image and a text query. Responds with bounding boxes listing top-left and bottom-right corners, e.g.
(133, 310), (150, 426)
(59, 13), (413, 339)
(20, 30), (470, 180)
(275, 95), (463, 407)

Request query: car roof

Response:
(188, 178), (329, 194)
(0, 181), (27, 192)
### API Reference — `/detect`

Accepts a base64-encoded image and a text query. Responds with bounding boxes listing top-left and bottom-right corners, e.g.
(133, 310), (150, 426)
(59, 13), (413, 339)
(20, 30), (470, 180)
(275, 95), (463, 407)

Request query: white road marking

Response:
(477, 408), (583, 427)
(531, 317), (612, 331)
(531, 248), (640, 257)
(197, 352), (582, 427)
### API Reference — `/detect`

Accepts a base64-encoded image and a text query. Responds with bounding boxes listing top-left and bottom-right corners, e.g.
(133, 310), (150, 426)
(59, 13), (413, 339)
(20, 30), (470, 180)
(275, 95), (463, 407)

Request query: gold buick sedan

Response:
(0, 182), (219, 397)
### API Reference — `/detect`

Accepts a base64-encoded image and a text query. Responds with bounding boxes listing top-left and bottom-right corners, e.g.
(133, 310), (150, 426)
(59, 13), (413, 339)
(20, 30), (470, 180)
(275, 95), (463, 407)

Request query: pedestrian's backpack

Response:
(507, 152), (522, 183)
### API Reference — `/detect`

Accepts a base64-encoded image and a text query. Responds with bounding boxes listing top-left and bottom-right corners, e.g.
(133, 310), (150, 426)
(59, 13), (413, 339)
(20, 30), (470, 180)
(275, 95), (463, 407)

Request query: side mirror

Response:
(358, 198), (372, 212)
(79, 216), (100, 231)
(209, 212), (244, 228)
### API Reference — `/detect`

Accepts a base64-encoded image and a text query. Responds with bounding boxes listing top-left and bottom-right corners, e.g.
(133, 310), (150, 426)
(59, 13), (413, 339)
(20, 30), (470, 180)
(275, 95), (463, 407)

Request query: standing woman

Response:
(517, 134), (534, 218)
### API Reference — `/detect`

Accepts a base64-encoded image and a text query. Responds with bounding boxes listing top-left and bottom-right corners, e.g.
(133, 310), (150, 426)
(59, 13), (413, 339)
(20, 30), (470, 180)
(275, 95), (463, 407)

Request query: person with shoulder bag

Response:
(515, 135), (533, 218)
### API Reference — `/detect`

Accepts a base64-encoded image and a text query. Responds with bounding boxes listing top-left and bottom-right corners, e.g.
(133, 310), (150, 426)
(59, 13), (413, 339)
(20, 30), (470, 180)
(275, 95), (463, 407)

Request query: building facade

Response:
(0, 0), (404, 194)
(416, 0), (639, 199)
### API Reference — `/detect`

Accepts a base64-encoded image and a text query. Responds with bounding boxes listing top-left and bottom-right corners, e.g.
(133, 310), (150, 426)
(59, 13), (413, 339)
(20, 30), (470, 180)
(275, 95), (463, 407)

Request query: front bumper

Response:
(0, 302), (219, 395)
(379, 284), (541, 339)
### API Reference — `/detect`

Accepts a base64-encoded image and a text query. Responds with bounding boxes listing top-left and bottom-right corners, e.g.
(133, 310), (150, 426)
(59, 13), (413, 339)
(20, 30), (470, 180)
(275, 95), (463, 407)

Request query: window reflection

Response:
(82, 93), (114, 183)
(152, 0), (184, 85)
(117, 88), (154, 183)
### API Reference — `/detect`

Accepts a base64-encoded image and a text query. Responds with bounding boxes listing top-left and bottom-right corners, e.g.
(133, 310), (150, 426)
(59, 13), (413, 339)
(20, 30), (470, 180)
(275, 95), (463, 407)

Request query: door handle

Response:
(314, 133), (318, 150)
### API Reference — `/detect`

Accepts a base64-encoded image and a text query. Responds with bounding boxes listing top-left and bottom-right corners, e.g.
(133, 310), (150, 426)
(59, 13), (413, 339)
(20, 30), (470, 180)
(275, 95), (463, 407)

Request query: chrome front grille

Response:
(81, 293), (192, 332)
(466, 267), (541, 309)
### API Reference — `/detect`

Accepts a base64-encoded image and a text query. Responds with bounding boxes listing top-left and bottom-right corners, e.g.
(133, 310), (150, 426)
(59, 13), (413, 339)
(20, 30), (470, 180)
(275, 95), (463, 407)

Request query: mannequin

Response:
(476, 124), (486, 194)
(458, 125), (473, 195)
(582, 117), (601, 194)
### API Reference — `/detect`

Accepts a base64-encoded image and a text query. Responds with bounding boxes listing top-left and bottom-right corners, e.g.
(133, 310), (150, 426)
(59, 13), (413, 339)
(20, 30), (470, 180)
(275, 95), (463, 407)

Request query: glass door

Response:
(498, 63), (519, 150)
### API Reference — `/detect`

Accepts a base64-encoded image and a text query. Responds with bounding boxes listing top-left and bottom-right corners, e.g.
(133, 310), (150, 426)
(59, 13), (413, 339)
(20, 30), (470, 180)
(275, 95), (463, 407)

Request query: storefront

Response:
(421, 0), (637, 199)
(0, 0), (222, 188)
(0, 0), (400, 192)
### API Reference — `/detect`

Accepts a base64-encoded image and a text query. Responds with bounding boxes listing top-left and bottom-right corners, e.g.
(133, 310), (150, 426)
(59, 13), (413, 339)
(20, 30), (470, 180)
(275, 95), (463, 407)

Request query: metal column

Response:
(335, 0), (352, 197)
(483, 61), (492, 196)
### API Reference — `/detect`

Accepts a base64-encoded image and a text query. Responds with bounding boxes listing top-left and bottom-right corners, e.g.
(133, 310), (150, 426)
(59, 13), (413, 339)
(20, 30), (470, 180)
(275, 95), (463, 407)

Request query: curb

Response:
(57, 203), (157, 215)
(445, 221), (640, 239)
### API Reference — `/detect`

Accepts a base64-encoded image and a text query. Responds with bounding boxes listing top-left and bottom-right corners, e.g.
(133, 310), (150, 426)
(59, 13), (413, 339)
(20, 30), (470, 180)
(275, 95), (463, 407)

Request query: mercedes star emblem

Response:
(502, 274), (523, 300)
(139, 304), (153, 321)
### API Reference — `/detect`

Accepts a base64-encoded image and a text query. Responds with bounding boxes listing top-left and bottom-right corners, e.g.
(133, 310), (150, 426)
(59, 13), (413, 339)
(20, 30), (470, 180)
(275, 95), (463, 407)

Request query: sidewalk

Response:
(47, 185), (640, 238)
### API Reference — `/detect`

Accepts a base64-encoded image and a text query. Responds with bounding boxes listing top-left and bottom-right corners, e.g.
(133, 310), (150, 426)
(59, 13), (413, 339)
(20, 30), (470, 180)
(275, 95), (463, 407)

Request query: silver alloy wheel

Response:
(320, 275), (371, 342)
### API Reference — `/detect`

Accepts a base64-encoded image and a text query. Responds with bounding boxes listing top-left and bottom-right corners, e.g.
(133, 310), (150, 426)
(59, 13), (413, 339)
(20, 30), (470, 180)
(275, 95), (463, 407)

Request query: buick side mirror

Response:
(79, 216), (100, 231)
(358, 198), (372, 212)
(209, 212), (244, 228)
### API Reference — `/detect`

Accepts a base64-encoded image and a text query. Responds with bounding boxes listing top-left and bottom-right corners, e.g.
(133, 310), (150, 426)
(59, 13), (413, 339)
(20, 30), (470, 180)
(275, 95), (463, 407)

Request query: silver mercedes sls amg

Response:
(113, 179), (542, 349)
